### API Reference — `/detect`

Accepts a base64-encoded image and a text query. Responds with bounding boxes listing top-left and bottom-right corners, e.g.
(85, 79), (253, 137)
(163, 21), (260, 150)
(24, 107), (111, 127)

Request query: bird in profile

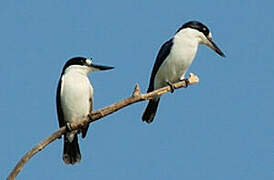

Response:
(56, 57), (114, 164)
(142, 21), (225, 123)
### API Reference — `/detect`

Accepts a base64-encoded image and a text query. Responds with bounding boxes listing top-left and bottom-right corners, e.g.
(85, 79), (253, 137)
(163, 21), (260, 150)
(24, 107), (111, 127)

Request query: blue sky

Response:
(1, 1), (273, 179)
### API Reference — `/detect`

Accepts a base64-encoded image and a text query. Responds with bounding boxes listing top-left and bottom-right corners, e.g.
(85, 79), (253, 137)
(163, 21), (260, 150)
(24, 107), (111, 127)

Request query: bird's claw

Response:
(166, 81), (175, 93)
(181, 78), (189, 88)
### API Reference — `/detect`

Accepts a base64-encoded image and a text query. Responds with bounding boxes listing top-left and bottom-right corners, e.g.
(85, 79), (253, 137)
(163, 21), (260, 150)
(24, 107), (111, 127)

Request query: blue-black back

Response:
(147, 38), (173, 92)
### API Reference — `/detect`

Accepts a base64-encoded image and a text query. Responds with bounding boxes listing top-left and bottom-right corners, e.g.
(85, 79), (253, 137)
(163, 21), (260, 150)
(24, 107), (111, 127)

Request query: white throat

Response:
(64, 65), (91, 76)
(171, 28), (201, 71)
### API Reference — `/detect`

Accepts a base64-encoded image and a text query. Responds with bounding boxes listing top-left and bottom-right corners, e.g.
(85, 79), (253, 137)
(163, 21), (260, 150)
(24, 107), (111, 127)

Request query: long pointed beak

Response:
(90, 63), (114, 71)
(206, 38), (225, 57)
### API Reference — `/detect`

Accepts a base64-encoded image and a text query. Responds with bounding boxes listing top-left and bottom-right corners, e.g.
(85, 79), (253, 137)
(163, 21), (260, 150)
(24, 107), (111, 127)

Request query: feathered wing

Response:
(56, 76), (81, 164)
(56, 77), (65, 128)
(147, 38), (173, 92)
(142, 38), (173, 123)
(81, 97), (92, 138)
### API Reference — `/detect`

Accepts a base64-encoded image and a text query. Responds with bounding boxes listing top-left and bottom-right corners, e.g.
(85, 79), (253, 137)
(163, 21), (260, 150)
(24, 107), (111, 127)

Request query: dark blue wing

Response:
(56, 77), (65, 128)
(147, 38), (173, 92)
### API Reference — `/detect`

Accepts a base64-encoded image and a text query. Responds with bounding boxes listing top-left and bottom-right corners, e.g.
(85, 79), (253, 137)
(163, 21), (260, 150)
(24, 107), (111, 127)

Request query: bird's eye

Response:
(86, 59), (92, 65)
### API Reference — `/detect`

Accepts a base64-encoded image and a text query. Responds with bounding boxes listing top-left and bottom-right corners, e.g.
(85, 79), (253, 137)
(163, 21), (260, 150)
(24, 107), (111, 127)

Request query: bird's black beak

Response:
(90, 63), (114, 71)
(206, 37), (226, 57)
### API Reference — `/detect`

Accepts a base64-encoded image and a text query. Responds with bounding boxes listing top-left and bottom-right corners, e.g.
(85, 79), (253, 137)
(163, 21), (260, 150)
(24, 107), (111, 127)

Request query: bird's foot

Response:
(180, 78), (189, 88)
(66, 123), (72, 132)
(166, 81), (175, 93)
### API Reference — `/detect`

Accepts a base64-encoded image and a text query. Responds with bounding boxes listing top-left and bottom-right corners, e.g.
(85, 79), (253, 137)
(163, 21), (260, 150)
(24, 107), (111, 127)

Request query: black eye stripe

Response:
(62, 57), (91, 72)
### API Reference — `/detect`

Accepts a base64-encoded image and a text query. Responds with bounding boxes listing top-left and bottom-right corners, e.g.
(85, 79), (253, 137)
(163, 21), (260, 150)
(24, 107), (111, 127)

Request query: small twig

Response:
(7, 73), (199, 180)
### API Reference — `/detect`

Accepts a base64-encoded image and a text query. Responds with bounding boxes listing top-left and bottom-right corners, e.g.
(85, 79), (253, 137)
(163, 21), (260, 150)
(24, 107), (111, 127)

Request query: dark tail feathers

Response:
(142, 99), (160, 123)
(63, 135), (81, 165)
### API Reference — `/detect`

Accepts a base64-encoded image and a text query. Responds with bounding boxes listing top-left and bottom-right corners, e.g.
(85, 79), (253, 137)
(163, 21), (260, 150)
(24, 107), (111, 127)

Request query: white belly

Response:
(154, 38), (198, 89)
(61, 73), (93, 123)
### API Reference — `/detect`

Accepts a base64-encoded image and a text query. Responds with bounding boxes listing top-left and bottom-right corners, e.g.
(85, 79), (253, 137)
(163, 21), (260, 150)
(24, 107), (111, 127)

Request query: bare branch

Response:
(7, 73), (199, 180)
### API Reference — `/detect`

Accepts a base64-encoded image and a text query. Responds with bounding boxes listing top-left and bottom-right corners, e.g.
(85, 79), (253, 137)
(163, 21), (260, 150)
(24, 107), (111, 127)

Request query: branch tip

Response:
(188, 73), (199, 84)
(132, 84), (141, 96)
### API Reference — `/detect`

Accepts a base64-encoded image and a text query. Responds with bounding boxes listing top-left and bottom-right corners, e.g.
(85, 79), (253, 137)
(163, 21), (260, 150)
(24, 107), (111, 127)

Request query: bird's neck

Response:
(172, 30), (200, 61)
(174, 29), (200, 48)
(64, 66), (90, 77)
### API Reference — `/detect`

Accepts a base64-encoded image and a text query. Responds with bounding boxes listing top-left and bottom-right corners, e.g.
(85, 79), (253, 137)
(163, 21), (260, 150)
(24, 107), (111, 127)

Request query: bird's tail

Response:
(142, 98), (160, 123)
(63, 135), (81, 165)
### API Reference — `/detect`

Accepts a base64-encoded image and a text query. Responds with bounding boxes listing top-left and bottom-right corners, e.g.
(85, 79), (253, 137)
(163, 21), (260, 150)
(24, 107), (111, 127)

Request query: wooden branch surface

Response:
(7, 73), (199, 180)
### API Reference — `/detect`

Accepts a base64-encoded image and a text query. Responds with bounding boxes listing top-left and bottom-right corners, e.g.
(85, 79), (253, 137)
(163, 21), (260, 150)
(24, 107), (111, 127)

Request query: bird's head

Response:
(62, 57), (114, 75)
(176, 21), (225, 57)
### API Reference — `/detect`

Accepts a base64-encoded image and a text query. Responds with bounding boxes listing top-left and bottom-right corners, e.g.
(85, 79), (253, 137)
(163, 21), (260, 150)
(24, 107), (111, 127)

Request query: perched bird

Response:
(142, 21), (225, 123)
(56, 57), (114, 164)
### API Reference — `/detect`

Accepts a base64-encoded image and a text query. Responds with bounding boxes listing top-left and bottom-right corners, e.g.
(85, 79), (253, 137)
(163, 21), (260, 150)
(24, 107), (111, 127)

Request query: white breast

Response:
(154, 30), (199, 89)
(60, 71), (93, 123)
